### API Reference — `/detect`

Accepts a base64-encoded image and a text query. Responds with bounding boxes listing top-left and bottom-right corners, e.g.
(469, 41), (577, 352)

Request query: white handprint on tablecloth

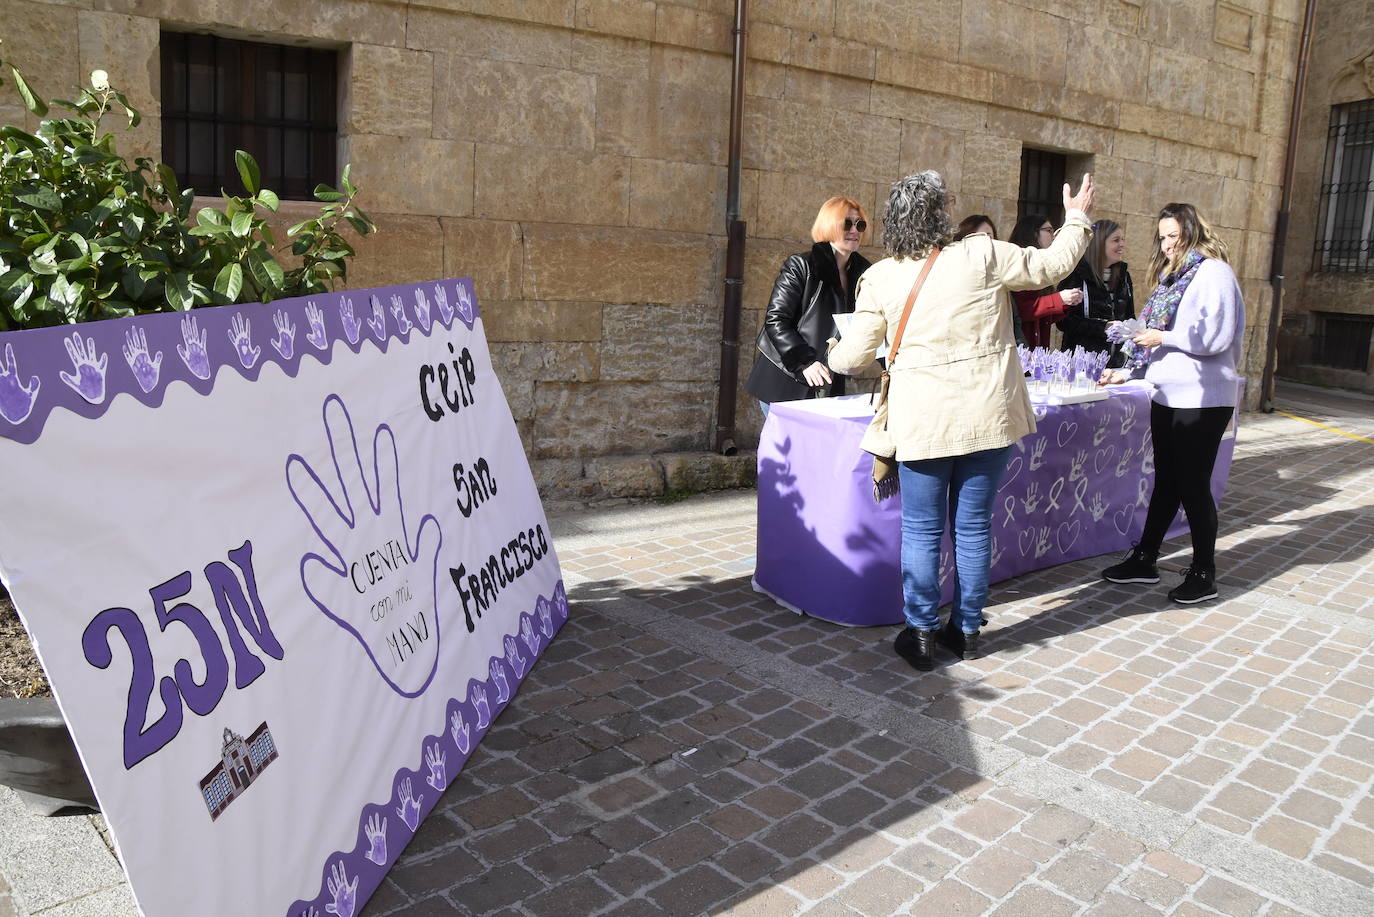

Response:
(364, 812), (388, 865)
(425, 742), (447, 791)
(472, 683), (492, 728)
(305, 301), (329, 350)
(272, 309), (296, 359)
(450, 708), (472, 754)
(395, 777), (423, 832)
(1089, 492), (1109, 522)
(177, 316), (211, 379)
(1027, 437), (1047, 471)
(1034, 526), (1053, 558)
(325, 861), (357, 917)
(1068, 449), (1088, 482)
(1020, 481), (1041, 514)
(340, 296), (362, 345)
(490, 657), (511, 703)
(519, 616), (539, 654)
(504, 634), (528, 677)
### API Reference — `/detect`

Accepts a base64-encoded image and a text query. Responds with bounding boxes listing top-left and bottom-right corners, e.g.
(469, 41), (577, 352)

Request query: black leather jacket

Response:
(745, 242), (871, 403)
(1058, 261), (1135, 360)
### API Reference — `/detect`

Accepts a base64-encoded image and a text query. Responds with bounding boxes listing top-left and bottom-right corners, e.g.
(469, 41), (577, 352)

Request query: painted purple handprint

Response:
(0, 343), (41, 425)
(325, 861), (357, 917)
(367, 296), (386, 340)
(122, 328), (162, 393)
(228, 313), (261, 369)
(389, 294), (413, 337)
(455, 283), (475, 323)
(519, 616), (539, 655)
(59, 332), (108, 404)
(504, 634), (528, 678)
(472, 683), (491, 729)
(425, 742), (447, 791)
(177, 316), (211, 380)
(449, 708), (471, 755)
(412, 288), (433, 333)
(490, 658), (511, 703)
(287, 395), (443, 697)
(554, 582), (569, 621)
(536, 596), (554, 639)
(272, 309), (296, 359)
(364, 813), (388, 865)
(395, 777), (423, 832)
(433, 285), (454, 325)
(340, 296), (362, 345)
(306, 301), (329, 351)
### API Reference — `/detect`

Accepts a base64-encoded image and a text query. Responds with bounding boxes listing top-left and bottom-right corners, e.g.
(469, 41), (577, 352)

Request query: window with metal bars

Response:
(160, 33), (338, 201)
(1018, 149), (1067, 227)
(1314, 99), (1374, 273)
(1312, 312), (1373, 371)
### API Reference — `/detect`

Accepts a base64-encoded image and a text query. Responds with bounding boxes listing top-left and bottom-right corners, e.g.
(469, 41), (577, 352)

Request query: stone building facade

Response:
(1275, 1), (1374, 394)
(1, 0), (1301, 497)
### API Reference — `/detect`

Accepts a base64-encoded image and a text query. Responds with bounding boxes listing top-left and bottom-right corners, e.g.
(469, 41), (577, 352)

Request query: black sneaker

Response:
(894, 627), (936, 671)
(1101, 545), (1160, 584)
(1168, 567), (1218, 604)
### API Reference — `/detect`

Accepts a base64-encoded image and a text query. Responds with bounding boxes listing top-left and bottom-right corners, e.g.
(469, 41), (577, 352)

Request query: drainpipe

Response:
(713, 0), (748, 455)
(1260, 0), (1319, 412)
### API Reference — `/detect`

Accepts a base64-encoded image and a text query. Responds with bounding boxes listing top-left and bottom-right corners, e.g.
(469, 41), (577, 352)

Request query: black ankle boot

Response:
(894, 627), (936, 671)
(1101, 544), (1160, 584)
(936, 619), (981, 660)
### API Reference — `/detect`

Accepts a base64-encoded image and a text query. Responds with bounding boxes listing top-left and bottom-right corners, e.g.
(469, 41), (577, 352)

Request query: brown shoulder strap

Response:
(886, 248), (941, 364)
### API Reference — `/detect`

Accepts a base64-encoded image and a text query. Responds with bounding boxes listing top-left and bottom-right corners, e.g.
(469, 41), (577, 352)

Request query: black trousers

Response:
(1138, 402), (1234, 570)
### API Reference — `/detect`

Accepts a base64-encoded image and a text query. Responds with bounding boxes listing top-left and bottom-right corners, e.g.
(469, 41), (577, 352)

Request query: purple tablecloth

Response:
(754, 381), (1237, 626)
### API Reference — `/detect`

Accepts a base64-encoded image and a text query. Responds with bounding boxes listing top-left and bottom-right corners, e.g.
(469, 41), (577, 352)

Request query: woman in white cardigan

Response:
(829, 172), (1095, 671)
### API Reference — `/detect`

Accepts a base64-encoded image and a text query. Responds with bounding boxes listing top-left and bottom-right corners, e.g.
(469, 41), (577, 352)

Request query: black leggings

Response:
(1138, 402), (1234, 570)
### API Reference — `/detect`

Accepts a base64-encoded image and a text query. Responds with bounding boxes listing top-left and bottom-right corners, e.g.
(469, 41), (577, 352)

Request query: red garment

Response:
(1013, 288), (1068, 348)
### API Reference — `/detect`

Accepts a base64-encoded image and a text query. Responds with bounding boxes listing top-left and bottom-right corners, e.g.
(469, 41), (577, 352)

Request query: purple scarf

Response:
(1123, 250), (1205, 371)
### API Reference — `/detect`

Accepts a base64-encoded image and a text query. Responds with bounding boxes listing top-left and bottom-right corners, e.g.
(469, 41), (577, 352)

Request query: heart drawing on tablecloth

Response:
(1018, 528), (1036, 557)
(1094, 445), (1117, 475)
(1056, 520), (1081, 553)
(998, 455), (1024, 493)
(1112, 506), (1134, 535)
(1056, 421), (1079, 447)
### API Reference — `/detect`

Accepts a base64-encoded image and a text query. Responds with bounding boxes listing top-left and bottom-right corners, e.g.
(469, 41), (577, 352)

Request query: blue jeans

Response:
(898, 445), (1012, 633)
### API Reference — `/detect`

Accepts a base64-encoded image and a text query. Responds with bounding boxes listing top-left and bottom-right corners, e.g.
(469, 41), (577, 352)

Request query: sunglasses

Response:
(844, 218), (868, 233)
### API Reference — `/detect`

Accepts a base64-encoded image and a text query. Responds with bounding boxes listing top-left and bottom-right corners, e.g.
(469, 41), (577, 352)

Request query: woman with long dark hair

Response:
(1100, 203), (1244, 604)
(1058, 219), (1135, 365)
(1008, 214), (1084, 347)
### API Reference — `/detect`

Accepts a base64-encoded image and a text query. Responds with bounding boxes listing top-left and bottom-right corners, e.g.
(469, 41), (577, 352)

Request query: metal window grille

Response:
(1314, 99), (1374, 273)
(160, 33), (338, 200)
(1312, 313), (1373, 371)
(1018, 149), (1067, 227)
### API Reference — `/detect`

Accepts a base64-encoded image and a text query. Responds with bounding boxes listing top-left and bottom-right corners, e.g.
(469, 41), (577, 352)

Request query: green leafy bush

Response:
(0, 61), (376, 331)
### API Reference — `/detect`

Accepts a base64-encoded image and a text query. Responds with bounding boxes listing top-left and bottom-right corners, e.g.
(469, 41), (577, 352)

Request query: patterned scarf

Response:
(1122, 249), (1206, 371)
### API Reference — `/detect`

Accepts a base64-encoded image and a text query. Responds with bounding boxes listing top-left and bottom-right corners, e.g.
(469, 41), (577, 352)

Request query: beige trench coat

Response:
(828, 213), (1092, 462)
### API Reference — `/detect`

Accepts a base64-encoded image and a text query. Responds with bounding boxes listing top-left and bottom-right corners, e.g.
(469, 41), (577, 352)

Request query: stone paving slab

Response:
(2, 381), (1372, 916)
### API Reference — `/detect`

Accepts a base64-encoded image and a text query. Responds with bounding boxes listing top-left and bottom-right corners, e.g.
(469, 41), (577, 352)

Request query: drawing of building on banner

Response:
(199, 723), (279, 820)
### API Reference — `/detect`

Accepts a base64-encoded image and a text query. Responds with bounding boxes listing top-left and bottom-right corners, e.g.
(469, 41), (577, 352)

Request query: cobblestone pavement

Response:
(1, 381), (1372, 916)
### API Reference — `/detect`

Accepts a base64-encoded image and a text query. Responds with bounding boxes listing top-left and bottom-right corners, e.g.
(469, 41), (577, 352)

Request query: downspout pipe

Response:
(713, 0), (748, 455)
(1261, 0), (1319, 412)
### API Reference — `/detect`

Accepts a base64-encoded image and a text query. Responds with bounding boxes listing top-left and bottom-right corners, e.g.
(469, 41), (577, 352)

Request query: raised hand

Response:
(504, 635), (528, 678)
(272, 309), (296, 359)
(228, 313), (261, 369)
(178, 316), (211, 380)
(364, 813), (388, 865)
(340, 296), (362, 345)
(367, 296), (386, 340)
(325, 861), (357, 917)
(122, 328), (163, 393)
(433, 285), (454, 325)
(306, 301), (329, 351)
(412, 288), (432, 333)
(490, 658), (511, 703)
(389, 294), (413, 336)
(395, 776), (423, 832)
(472, 683), (491, 729)
(1063, 172), (1095, 216)
(0, 343), (41, 424)
(60, 332), (108, 404)
(425, 742), (447, 791)
(519, 616), (539, 654)
(450, 708), (472, 754)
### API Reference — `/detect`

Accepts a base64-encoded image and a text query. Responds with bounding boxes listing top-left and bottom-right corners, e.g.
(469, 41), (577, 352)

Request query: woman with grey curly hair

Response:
(829, 171), (1096, 671)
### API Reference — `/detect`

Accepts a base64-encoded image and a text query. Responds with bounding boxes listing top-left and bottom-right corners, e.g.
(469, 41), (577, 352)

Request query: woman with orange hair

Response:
(746, 197), (872, 412)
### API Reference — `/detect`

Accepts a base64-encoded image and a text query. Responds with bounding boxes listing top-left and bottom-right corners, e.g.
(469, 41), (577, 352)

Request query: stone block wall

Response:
(1, 0), (1302, 483)
(1277, 0), (1374, 394)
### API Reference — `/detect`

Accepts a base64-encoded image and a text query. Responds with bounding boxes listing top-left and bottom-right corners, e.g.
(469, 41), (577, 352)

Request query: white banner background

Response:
(0, 278), (565, 916)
